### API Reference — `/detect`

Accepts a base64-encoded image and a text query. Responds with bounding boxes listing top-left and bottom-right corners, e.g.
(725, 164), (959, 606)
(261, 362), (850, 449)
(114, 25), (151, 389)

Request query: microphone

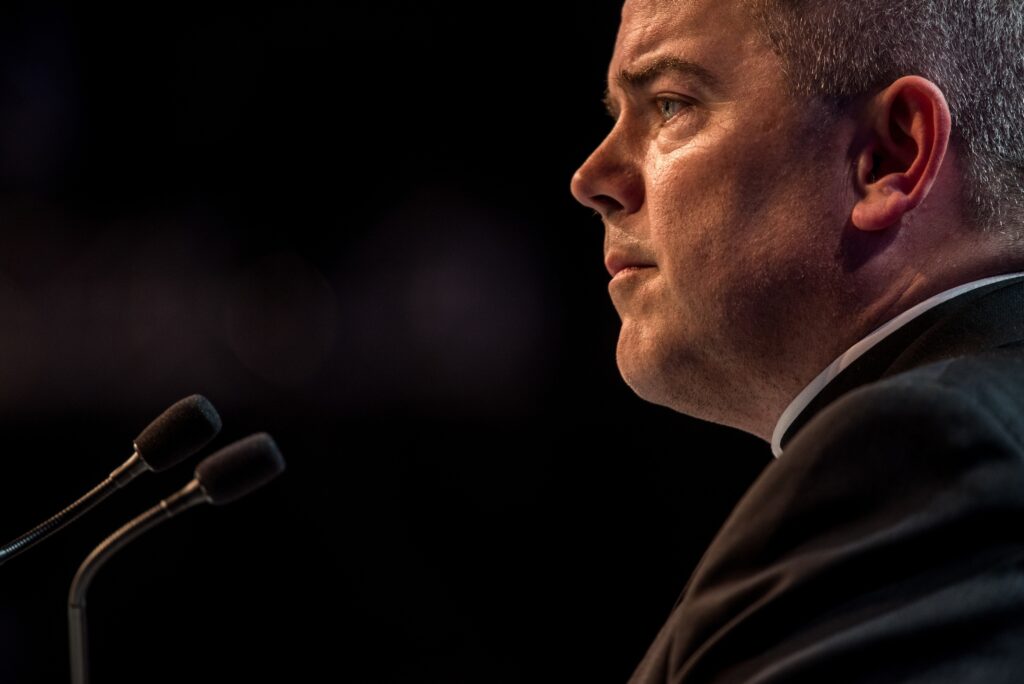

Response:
(68, 432), (286, 684)
(0, 394), (222, 566)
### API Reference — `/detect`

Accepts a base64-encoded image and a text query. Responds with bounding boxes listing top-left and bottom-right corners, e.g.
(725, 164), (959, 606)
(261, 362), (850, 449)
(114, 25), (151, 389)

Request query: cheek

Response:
(641, 133), (833, 333)
(644, 144), (765, 287)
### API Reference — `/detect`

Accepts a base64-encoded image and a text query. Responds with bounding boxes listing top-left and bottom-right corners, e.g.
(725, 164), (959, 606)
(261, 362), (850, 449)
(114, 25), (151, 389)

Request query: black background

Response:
(0, 3), (770, 682)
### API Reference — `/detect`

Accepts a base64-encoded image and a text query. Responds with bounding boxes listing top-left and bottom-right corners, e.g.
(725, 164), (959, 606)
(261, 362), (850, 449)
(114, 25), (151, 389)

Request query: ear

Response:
(851, 76), (952, 232)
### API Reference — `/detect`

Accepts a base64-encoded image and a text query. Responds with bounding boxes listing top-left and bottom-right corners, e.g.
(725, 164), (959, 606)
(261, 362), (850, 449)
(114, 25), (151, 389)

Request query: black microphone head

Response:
(134, 395), (223, 472)
(195, 432), (286, 505)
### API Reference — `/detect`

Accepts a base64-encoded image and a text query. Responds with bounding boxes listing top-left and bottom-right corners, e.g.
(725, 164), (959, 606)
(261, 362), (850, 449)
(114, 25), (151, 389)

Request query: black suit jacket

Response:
(627, 273), (1024, 683)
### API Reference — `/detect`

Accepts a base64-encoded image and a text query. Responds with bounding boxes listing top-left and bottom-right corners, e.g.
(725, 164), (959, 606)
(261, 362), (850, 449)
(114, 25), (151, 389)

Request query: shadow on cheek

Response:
(836, 220), (902, 272)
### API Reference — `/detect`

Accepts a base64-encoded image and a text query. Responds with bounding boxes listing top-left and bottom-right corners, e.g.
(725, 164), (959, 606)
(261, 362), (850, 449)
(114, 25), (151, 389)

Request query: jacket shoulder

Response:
(790, 345), (1024, 463)
(631, 350), (1024, 683)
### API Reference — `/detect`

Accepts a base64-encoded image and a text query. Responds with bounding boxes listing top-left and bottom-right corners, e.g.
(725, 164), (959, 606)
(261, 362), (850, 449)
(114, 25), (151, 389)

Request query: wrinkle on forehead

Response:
(614, 0), (740, 67)
(609, 0), (784, 110)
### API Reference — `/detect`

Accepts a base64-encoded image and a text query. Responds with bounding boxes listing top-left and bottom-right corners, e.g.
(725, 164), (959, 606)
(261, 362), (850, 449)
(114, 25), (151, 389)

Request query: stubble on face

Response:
(600, 0), (858, 438)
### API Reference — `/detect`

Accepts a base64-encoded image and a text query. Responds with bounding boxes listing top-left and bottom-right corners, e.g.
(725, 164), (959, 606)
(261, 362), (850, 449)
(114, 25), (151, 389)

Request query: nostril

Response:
(592, 194), (625, 215)
(570, 150), (643, 216)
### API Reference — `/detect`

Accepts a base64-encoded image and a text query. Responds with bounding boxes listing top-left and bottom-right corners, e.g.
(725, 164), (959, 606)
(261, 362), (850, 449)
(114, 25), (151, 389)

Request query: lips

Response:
(605, 252), (656, 278)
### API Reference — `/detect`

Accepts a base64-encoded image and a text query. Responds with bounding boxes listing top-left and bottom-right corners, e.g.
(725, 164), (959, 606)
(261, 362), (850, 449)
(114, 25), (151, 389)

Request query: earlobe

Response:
(852, 179), (914, 231)
(852, 144), (914, 230)
(849, 76), (951, 233)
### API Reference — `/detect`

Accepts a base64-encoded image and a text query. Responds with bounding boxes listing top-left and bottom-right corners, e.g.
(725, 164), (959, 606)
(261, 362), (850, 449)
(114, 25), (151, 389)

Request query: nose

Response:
(569, 133), (644, 219)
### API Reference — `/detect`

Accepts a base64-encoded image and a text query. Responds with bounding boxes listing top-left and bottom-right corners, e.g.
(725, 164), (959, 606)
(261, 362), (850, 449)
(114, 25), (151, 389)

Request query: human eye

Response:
(654, 96), (694, 123)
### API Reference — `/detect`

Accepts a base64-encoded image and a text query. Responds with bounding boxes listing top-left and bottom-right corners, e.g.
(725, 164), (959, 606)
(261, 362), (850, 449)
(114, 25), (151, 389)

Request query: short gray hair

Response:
(743, 0), (1024, 244)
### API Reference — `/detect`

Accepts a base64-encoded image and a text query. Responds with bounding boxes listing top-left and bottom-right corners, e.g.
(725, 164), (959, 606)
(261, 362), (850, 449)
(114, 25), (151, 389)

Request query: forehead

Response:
(610, 0), (761, 83)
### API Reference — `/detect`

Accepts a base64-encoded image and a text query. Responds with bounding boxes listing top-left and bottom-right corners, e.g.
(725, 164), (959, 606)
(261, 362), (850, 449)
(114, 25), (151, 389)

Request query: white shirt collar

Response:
(770, 271), (1024, 459)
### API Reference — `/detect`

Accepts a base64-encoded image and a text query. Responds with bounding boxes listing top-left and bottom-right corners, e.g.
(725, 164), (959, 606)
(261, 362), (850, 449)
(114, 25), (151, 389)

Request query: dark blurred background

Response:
(0, 2), (770, 682)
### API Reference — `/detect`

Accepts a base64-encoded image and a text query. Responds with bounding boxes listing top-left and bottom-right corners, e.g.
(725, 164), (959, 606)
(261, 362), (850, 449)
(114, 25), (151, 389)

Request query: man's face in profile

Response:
(571, 0), (856, 436)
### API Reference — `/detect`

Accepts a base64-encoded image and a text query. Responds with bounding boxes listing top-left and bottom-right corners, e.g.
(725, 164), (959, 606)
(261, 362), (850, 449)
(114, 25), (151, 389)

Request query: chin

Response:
(615, 333), (673, 407)
(615, 328), (726, 425)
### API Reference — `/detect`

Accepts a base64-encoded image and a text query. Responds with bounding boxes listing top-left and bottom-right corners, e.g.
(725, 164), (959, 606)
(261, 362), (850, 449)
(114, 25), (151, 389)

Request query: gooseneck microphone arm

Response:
(0, 394), (221, 567)
(68, 480), (209, 684)
(67, 432), (286, 684)
(0, 453), (149, 566)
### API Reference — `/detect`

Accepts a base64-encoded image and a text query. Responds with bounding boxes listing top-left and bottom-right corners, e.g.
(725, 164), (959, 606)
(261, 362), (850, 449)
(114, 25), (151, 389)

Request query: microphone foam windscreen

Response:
(134, 395), (223, 472)
(195, 432), (286, 505)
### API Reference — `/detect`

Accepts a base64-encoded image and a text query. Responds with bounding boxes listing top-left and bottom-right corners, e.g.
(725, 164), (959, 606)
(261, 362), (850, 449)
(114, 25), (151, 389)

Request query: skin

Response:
(570, 0), (1017, 442)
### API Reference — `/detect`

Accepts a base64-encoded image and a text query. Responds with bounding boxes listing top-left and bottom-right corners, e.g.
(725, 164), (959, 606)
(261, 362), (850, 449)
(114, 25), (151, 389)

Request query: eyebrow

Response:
(603, 55), (719, 118)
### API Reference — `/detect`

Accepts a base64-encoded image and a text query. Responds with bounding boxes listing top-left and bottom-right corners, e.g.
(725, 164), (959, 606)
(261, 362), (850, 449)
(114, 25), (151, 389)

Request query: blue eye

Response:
(656, 97), (691, 122)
